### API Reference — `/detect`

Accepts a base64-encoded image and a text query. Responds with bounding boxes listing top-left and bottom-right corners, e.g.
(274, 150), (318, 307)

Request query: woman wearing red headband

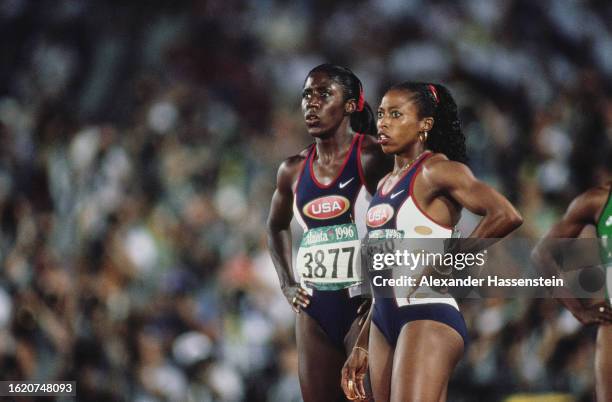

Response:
(342, 82), (522, 401)
(267, 64), (391, 401)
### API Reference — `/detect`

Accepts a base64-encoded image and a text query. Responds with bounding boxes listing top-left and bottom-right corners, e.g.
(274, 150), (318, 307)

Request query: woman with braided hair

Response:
(341, 82), (522, 401)
(267, 64), (391, 401)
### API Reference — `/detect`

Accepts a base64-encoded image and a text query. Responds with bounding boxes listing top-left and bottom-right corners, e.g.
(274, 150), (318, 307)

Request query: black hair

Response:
(388, 82), (468, 164)
(306, 64), (376, 136)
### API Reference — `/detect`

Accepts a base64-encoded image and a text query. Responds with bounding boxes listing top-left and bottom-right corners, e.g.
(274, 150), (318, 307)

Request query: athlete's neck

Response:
(393, 144), (427, 174)
(314, 130), (354, 164)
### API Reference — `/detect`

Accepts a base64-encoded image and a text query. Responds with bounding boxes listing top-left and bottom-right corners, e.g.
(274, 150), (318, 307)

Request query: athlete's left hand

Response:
(341, 346), (368, 400)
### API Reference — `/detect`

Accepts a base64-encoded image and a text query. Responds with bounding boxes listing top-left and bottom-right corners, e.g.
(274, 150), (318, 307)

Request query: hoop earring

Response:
(420, 131), (428, 143)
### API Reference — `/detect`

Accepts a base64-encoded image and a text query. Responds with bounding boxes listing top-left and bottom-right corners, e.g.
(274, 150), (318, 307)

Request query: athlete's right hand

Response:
(357, 299), (371, 326)
(341, 346), (368, 400)
(569, 301), (612, 325)
(282, 284), (310, 313)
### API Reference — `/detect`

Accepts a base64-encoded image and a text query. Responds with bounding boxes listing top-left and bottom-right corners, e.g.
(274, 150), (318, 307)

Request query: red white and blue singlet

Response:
(366, 151), (454, 238)
(366, 151), (468, 347)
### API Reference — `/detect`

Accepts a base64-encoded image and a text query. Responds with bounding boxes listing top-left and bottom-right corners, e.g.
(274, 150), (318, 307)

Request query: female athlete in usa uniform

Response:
(266, 64), (391, 402)
(342, 82), (522, 402)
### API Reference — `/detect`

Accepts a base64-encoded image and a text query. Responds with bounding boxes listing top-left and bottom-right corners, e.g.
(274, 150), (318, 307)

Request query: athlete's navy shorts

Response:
(372, 298), (469, 348)
(302, 287), (362, 350)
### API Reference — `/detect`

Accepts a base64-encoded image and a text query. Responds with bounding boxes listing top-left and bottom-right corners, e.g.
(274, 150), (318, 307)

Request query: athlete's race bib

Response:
(296, 223), (361, 286)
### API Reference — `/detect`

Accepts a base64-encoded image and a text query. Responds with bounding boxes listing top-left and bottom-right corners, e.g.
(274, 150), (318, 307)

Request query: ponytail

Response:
(350, 101), (377, 136)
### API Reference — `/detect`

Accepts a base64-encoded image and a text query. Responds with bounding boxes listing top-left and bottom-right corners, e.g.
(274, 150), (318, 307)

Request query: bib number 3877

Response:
(296, 223), (361, 283)
(300, 247), (356, 279)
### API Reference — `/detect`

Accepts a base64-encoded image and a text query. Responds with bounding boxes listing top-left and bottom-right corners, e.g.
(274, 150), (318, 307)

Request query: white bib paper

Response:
(296, 223), (361, 286)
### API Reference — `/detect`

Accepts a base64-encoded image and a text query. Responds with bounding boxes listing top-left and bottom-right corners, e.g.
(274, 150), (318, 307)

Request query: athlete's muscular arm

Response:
(267, 155), (310, 312)
(359, 135), (393, 195)
(424, 158), (523, 251)
(532, 187), (612, 325)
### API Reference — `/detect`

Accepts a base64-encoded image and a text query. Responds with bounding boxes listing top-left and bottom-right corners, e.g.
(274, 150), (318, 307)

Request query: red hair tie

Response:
(428, 84), (439, 104)
(357, 87), (365, 111)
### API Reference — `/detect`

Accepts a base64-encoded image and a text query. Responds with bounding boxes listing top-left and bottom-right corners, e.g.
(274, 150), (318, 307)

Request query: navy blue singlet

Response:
(294, 134), (366, 229)
(294, 134), (367, 349)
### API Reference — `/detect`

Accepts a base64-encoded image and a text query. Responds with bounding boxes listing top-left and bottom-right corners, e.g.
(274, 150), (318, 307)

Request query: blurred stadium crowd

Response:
(1, 0), (612, 401)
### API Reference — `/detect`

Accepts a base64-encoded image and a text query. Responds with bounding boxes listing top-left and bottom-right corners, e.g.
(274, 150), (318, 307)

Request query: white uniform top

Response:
(366, 152), (459, 309)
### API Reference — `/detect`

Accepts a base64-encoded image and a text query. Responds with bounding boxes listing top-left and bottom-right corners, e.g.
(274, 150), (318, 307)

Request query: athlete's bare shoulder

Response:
(423, 152), (468, 170)
(565, 185), (610, 225)
(576, 185), (609, 206)
(280, 148), (309, 170)
(275, 146), (311, 192)
(420, 153), (472, 187)
(584, 184), (610, 198)
(598, 181), (612, 194)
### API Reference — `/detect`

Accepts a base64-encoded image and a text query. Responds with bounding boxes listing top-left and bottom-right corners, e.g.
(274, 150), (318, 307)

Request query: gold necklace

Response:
(392, 150), (427, 176)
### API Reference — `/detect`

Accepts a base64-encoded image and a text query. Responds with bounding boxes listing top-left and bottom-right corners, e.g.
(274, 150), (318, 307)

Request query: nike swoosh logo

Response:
(338, 177), (355, 189)
(390, 190), (405, 199)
